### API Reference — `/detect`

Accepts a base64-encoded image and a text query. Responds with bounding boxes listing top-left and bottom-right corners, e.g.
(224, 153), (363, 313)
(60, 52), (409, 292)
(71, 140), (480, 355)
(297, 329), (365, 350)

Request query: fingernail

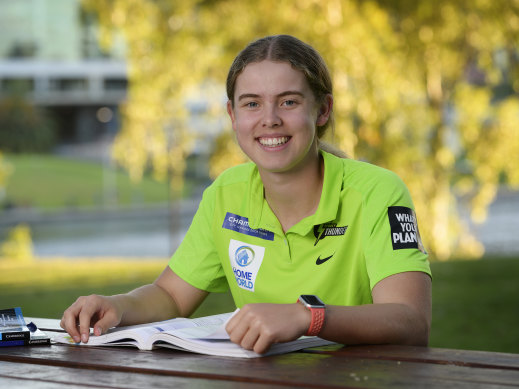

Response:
(73, 336), (80, 343)
(81, 334), (88, 343)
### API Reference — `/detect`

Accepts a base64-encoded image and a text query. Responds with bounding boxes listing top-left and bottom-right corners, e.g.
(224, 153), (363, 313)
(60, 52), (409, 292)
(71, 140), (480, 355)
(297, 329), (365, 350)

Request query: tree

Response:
(0, 224), (34, 263)
(0, 152), (11, 199)
(83, 0), (519, 259)
(0, 97), (57, 153)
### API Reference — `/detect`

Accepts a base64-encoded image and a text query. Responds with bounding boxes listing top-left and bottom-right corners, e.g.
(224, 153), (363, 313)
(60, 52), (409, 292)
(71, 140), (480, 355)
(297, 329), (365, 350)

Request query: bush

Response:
(0, 151), (12, 188)
(0, 97), (57, 153)
(0, 224), (34, 263)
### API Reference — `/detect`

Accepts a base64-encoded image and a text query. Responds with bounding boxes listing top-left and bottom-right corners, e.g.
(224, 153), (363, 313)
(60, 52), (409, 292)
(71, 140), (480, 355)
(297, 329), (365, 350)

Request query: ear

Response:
(227, 100), (237, 132)
(316, 94), (333, 127)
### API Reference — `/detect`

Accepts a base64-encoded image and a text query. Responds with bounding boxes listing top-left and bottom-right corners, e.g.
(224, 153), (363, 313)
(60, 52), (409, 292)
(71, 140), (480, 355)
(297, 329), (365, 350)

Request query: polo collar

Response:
(246, 150), (344, 235)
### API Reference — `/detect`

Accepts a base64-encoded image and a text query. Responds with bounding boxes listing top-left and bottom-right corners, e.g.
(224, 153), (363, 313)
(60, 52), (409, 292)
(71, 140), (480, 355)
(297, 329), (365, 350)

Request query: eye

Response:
(245, 101), (259, 108)
(282, 99), (297, 107)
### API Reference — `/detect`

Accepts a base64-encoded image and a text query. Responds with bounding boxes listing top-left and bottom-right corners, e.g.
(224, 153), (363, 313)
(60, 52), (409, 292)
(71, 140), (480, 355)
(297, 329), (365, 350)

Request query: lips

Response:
(257, 136), (290, 147)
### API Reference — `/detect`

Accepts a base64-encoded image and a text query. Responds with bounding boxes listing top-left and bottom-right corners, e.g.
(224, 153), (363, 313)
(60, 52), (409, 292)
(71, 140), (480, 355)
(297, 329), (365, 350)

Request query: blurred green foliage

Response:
(0, 151), (11, 192)
(0, 224), (34, 262)
(81, 0), (519, 260)
(0, 97), (57, 153)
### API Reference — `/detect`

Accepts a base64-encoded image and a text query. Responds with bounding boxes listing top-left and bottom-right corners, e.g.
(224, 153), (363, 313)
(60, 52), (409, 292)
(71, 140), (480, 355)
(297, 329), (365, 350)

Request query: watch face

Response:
(300, 294), (324, 307)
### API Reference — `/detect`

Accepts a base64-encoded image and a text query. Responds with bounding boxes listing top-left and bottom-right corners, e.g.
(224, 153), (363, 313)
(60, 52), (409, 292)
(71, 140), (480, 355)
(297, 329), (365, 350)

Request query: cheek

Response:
(289, 112), (318, 136)
(233, 113), (258, 134)
(231, 119), (253, 148)
(286, 106), (317, 124)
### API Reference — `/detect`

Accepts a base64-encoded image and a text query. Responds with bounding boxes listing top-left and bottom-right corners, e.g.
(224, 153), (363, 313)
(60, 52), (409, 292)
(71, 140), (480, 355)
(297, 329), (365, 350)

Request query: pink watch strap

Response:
(306, 306), (325, 336)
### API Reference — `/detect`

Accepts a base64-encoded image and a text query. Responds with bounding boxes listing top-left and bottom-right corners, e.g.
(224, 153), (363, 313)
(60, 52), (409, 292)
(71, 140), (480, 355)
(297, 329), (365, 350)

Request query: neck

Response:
(259, 152), (324, 233)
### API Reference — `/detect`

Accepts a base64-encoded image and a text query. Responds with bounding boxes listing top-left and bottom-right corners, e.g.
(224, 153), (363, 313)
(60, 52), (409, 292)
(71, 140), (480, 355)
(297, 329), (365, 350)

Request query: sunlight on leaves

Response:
(82, 0), (519, 260)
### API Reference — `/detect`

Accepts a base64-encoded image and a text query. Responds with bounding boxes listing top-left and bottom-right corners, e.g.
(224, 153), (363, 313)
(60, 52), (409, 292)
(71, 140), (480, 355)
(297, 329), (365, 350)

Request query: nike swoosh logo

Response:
(316, 254), (334, 265)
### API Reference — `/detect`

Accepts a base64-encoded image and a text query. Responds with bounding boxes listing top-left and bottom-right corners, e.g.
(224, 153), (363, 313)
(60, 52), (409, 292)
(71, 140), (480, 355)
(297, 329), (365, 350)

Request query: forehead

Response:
(235, 60), (311, 95)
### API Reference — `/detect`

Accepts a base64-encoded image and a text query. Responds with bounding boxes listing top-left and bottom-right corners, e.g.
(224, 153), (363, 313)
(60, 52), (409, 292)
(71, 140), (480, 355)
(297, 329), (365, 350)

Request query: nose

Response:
(262, 105), (282, 128)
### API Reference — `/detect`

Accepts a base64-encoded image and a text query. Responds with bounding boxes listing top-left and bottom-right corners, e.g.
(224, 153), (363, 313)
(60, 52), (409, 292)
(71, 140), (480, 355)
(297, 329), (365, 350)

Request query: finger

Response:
(225, 311), (242, 334)
(246, 319), (274, 354)
(93, 323), (103, 337)
(93, 310), (118, 336)
(60, 304), (82, 343)
(77, 299), (100, 343)
(225, 306), (251, 335)
(239, 327), (261, 351)
(253, 333), (274, 355)
(78, 315), (92, 343)
(227, 318), (250, 346)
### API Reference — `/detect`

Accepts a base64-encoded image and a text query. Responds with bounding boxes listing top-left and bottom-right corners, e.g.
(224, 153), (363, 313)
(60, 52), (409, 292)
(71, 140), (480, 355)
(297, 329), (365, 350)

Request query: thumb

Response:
(93, 314), (117, 336)
(93, 324), (104, 336)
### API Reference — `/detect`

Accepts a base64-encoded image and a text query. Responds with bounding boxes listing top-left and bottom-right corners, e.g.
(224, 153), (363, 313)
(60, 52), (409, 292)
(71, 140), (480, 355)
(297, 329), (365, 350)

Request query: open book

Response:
(52, 311), (336, 358)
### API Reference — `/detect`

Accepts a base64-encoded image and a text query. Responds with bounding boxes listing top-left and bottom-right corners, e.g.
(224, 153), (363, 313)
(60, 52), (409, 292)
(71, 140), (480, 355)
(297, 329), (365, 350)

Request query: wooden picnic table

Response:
(1, 317), (518, 388)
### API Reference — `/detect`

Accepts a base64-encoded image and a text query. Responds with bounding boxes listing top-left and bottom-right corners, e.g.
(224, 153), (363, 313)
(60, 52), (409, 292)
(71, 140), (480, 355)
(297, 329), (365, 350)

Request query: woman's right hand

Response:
(59, 267), (211, 344)
(60, 294), (123, 344)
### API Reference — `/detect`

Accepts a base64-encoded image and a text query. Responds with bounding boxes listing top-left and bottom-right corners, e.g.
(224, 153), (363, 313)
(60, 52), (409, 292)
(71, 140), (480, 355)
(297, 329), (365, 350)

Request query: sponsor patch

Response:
(388, 206), (426, 253)
(228, 239), (265, 292)
(314, 223), (348, 246)
(222, 212), (274, 241)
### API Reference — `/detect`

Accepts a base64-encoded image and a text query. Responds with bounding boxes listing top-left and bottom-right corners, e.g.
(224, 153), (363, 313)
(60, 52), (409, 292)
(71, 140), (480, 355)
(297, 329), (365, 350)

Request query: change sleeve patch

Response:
(387, 206), (426, 253)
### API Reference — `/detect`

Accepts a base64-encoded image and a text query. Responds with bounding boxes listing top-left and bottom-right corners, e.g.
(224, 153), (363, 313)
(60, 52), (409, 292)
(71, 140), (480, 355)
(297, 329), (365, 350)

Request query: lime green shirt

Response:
(169, 151), (431, 307)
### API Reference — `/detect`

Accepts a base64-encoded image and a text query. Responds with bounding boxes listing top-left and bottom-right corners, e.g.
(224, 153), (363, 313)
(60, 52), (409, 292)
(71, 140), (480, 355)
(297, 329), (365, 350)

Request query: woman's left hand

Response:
(225, 303), (310, 354)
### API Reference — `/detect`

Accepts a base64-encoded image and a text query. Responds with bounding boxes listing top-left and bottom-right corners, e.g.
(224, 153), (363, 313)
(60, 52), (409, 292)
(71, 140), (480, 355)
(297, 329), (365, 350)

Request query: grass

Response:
(1, 256), (518, 354)
(0, 257), (235, 320)
(429, 257), (519, 353)
(1, 154), (172, 210)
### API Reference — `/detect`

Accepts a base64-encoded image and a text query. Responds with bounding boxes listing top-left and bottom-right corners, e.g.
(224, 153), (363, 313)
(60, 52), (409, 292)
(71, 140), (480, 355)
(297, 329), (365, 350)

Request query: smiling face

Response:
(227, 60), (331, 176)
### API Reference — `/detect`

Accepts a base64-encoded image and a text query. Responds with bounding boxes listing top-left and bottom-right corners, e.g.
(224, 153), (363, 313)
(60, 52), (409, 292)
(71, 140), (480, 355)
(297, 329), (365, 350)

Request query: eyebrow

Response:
(237, 90), (305, 101)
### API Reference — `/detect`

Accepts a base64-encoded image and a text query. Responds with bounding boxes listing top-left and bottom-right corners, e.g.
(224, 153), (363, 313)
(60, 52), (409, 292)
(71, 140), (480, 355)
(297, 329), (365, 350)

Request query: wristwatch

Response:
(297, 295), (325, 336)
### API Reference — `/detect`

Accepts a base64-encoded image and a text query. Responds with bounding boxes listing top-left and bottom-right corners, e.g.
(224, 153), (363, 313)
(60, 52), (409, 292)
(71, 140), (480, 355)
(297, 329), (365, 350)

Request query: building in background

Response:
(0, 0), (127, 158)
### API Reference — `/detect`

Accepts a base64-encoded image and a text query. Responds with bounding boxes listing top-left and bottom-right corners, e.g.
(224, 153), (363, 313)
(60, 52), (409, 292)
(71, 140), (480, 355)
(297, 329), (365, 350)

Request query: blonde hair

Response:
(226, 35), (346, 158)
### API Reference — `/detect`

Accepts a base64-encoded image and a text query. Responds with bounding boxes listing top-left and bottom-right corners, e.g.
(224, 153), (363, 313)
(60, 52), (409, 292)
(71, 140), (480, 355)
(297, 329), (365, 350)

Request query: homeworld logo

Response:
(229, 239), (265, 292)
(314, 223), (348, 246)
(233, 246), (255, 290)
(235, 246), (255, 267)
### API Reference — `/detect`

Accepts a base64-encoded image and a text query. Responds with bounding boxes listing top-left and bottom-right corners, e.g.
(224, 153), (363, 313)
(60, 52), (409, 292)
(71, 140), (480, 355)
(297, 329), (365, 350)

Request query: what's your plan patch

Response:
(388, 206), (426, 253)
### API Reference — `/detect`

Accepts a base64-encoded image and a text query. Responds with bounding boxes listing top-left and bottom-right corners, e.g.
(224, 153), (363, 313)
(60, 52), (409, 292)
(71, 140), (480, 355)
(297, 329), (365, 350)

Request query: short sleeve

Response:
(363, 171), (431, 290)
(168, 185), (229, 293)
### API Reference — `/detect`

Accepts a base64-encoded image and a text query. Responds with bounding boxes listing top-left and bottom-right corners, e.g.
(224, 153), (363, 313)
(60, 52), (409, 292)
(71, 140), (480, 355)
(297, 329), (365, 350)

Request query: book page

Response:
(167, 310), (238, 340)
(52, 312), (235, 348)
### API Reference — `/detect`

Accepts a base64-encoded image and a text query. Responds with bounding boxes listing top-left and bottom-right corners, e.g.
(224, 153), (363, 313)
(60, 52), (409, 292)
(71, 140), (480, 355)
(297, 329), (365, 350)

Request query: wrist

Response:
(296, 301), (312, 335)
(297, 295), (326, 336)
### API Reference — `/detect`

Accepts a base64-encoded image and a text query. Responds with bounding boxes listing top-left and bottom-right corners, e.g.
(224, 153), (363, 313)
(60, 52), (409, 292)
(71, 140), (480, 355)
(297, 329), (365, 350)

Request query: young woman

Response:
(61, 35), (431, 354)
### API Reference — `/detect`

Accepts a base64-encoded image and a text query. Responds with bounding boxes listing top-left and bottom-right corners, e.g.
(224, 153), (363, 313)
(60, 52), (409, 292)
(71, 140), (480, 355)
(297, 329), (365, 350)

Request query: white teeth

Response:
(259, 137), (289, 147)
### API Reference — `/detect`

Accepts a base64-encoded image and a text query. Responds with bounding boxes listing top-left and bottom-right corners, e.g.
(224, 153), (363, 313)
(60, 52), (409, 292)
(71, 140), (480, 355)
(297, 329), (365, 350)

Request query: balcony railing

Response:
(0, 60), (127, 106)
